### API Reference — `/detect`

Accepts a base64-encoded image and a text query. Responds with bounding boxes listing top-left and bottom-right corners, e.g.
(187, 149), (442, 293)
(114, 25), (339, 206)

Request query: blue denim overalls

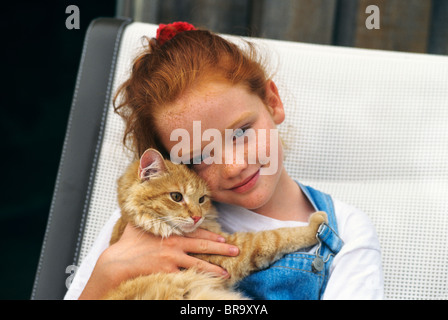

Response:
(235, 183), (344, 300)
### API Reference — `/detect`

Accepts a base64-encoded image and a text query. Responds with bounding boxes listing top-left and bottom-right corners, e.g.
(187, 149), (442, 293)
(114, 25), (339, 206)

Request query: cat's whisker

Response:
(135, 227), (147, 241)
(152, 215), (181, 224)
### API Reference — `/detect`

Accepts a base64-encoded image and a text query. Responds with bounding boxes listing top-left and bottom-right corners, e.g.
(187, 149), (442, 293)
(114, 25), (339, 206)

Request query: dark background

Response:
(1, 0), (447, 300)
(1, 0), (116, 300)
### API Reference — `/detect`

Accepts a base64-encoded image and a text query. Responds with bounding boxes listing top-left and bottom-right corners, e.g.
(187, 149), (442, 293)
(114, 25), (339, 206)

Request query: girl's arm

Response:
(76, 223), (239, 300)
(322, 200), (384, 299)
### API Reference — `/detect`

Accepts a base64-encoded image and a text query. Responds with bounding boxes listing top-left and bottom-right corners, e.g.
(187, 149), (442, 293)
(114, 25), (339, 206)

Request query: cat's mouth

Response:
(177, 217), (204, 234)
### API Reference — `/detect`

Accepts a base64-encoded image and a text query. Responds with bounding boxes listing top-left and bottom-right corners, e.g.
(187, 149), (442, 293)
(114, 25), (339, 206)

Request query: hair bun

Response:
(156, 22), (197, 46)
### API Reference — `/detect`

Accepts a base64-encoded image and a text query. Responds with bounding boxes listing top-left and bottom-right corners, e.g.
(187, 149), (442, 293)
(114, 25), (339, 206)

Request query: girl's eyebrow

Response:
(227, 111), (256, 129)
(185, 111), (257, 160)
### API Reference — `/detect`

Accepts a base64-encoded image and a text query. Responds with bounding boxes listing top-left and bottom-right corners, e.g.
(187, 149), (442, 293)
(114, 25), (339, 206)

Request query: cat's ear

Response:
(138, 148), (167, 181)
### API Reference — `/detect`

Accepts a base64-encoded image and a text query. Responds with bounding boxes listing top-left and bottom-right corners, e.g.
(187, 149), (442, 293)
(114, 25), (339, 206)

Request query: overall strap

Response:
(298, 183), (339, 234)
(298, 183), (344, 298)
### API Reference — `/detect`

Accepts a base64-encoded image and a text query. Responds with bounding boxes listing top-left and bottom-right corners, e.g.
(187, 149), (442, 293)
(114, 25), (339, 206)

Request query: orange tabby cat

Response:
(103, 148), (327, 299)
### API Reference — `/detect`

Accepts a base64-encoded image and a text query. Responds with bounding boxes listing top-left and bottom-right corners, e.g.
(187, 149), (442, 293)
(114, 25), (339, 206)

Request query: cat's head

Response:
(121, 148), (215, 238)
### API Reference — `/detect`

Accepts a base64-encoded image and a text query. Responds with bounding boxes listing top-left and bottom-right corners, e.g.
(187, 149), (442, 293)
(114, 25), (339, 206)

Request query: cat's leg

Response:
(199, 211), (327, 285)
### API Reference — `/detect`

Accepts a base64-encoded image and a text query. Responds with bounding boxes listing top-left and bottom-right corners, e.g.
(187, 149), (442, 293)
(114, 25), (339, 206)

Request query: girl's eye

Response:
(191, 153), (211, 165)
(192, 154), (203, 164)
(198, 195), (205, 204)
(232, 126), (250, 141)
(233, 128), (245, 139)
(170, 192), (183, 202)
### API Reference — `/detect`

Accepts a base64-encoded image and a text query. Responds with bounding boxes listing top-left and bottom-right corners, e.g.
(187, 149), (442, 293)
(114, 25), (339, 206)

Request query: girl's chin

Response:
(213, 167), (283, 210)
(220, 190), (272, 211)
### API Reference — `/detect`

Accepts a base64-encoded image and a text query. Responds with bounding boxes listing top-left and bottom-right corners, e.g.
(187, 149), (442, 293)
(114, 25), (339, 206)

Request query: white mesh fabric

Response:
(80, 22), (448, 300)
(78, 23), (158, 262)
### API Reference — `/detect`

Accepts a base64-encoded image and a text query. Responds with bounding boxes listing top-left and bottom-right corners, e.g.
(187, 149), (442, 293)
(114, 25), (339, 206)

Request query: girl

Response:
(66, 22), (383, 300)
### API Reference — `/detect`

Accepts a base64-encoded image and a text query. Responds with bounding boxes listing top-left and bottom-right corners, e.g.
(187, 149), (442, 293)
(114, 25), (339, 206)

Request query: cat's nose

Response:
(191, 216), (201, 224)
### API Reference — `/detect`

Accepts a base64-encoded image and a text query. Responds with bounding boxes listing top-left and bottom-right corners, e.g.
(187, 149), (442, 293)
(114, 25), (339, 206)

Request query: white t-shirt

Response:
(64, 197), (384, 300)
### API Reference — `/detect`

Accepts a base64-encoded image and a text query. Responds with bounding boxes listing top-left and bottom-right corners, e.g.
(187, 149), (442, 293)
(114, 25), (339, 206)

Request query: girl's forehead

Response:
(155, 82), (263, 151)
(158, 82), (258, 132)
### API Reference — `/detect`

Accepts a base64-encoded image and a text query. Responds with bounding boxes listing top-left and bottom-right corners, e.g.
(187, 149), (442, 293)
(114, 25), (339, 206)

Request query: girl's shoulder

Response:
(332, 197), (381, 250)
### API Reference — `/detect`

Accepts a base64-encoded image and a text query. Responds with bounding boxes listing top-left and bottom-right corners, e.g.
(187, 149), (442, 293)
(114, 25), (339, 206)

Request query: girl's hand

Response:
(78, 223), (239, 299)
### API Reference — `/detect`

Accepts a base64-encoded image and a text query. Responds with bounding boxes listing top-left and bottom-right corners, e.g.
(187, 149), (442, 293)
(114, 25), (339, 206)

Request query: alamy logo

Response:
(65, 5), (80, 30)
(169, 121), (279, 176)
(365, 5), (380, 30)
(65, 265), (78, 289)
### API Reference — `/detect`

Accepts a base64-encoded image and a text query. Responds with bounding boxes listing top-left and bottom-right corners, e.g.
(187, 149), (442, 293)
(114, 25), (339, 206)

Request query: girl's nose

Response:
(219, 145), (250, 179)
(221, 161), (248, 179)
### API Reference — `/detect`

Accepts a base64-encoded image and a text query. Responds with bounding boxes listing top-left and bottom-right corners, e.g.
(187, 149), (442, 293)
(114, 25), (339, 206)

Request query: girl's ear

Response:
(138, 148), (167, 181)
(265, 80), (285, 125)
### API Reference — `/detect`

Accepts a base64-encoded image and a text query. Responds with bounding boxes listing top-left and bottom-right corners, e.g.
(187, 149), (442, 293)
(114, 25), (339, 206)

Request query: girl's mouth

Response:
(229, 169), (260, 193)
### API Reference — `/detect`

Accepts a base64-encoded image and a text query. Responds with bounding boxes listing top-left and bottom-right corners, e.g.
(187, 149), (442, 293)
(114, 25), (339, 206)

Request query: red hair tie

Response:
(156, 21), (196, 46)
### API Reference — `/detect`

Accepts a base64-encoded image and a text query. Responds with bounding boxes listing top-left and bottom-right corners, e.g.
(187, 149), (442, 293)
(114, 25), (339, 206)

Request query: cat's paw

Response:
(309, 211), (328, 230)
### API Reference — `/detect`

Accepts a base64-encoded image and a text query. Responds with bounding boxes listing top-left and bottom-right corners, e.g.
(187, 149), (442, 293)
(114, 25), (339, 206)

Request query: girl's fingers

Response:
(177, 254), (230, 278)
(118, 223), (238, 278)
(185, 228), (226, 243)
(179, 236), (239, 257)
(120, 224), (238, 257)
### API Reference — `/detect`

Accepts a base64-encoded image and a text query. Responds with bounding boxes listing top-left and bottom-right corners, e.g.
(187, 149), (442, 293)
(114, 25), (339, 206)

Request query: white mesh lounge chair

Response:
(32, 18), (448, 300)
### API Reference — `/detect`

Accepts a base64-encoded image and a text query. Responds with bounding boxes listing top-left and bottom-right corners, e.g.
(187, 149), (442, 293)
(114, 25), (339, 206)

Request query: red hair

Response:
(114, 28), (270, 158)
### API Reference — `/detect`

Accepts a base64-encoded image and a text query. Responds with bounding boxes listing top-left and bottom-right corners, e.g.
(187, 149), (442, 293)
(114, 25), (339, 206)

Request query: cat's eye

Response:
(198, 195), (205, 204)
(170, 192), (183, 202)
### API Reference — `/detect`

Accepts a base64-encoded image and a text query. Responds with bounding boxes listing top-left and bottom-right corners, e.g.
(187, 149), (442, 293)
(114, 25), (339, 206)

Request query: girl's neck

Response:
(253, 168), (315, 222)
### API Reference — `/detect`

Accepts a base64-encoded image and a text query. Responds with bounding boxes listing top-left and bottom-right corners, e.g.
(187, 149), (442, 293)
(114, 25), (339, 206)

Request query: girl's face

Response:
(155, 80), (285, 212)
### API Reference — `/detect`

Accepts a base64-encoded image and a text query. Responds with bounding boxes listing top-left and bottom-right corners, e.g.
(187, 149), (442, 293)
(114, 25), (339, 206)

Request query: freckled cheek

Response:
(274, 135), (284, 160)
(257, 131), (283, 164)
(194, 165), (222, 192)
